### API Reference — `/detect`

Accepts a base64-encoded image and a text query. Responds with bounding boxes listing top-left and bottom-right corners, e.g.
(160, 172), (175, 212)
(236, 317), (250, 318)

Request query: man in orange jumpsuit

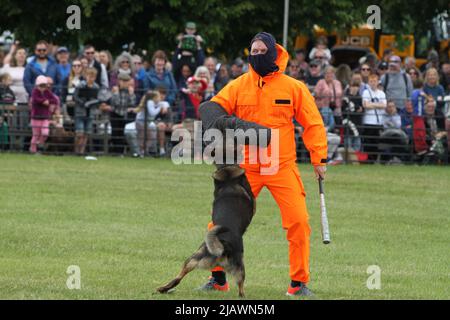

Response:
(199, 32), (327, 296)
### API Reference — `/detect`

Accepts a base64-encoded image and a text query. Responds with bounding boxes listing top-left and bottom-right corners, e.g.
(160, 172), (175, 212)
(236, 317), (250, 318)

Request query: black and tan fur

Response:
(157, 165), (255, 297)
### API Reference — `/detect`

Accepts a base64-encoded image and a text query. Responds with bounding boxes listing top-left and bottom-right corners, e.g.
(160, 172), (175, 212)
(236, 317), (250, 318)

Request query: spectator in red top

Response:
(179, 75), (207, 120)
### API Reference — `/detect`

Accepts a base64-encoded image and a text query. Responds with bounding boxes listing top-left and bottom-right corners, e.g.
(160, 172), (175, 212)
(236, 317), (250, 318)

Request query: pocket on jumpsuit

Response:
(236, 94), (258, 122)
(291, 167), (306, 197)
(270, 98), (294, 125)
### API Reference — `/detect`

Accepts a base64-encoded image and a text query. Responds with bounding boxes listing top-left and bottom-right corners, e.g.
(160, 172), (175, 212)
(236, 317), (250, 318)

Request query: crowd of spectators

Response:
(287, 37), (450, 164)
(0, 28), (449, 164)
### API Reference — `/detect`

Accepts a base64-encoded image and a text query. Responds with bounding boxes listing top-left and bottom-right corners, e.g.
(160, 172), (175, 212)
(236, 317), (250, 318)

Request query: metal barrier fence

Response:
(1, 93), (449, 165)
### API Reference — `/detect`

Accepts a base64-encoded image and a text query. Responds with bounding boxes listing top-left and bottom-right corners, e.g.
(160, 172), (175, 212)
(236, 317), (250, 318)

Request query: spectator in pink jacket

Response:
(30, 75), (58, 153)
(314, 66), (343, 116)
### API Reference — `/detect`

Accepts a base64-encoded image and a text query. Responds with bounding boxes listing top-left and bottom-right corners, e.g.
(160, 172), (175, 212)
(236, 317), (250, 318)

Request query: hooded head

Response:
(248, 32), (279, 77)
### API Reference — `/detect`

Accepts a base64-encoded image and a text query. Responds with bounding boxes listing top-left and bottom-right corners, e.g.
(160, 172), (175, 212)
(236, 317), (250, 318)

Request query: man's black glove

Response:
(199, 100), (271, 147)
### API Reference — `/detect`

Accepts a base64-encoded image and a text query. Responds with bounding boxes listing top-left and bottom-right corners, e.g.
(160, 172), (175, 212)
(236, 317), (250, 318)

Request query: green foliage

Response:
(0, 0), (448, 60)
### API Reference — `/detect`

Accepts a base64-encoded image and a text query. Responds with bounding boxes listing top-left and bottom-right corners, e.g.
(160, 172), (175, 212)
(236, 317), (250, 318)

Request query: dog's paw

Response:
(156, 287), (176, 294)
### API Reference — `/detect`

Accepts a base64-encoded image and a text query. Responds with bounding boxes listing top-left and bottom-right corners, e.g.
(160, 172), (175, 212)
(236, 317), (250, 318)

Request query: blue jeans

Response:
(75, 117), (93, 135)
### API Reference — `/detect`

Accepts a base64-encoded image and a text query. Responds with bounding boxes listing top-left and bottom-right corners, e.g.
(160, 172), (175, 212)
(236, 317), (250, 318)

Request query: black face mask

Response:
(248, 53), (279, 77)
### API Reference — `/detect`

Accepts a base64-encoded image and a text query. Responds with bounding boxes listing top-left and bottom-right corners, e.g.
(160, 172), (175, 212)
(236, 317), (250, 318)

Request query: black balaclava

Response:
(248, 32), (279, 77)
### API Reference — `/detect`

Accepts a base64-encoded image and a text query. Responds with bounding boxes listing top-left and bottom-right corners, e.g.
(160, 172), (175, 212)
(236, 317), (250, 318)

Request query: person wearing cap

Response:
(308, 36), (332, 65)
(23, 40), (60, 97)
(177, 74), (207, 120)
(199, 32), (327, 297)
(377, 61), (389, 78)
(56, 46), (71, 84)
(29, 75), (58, 153)
(108, 71), (137, 154)
(305, 59), (324, 89)
(380, 55), (413, 110)
(172, 22), (205, 84)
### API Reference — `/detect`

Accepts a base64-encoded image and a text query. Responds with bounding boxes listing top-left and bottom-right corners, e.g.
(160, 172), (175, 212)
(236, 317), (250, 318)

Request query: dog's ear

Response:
(213, 166), (245, 181)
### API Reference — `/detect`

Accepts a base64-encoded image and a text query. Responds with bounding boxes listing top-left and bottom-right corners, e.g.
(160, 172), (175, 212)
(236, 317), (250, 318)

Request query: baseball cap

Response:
(187, 76), (207, 91)
(389, 55), (401, 65)
(35, 75), (48, 86)
(57, 46), (69, 54)
(185, 22), (196, 29)
(379, 61), (388, 70)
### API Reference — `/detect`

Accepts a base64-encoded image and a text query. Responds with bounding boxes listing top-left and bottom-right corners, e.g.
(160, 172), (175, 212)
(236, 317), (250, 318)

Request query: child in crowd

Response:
(45, 76), (63, 128)
(154, 86), (172, 156)
(379, 100), (409, 163)
(0, 73), (16, 149)
(179, 75), (207, 120)
(173, 22), (205, 83)
(177, 22), (203, 54)
(73, 67), (100, 155)
(29, 75), (58, 153)
(309, 36), (332, 64)
(131, 90), (162, 156)
(383, 100), (402, 130)
(171, 76), (207, 158)
(108, 72), (136, 154)
(362, 73), (387, 162)
(0, 73), (16, 104)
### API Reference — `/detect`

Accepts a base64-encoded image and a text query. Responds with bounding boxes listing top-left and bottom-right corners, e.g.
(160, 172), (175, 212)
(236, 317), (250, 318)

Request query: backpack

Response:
(383, 73), (410, 97)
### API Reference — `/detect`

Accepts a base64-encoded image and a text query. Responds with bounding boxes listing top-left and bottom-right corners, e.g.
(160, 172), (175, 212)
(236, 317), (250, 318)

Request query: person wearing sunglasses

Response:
(83, 44), (109, 88)
(61, 58), (84, 120)
(305, 59), (324, 91)
(405, 66), (422, 84)
(377, 61), (389, 79)
(358, 63), (371, 96)
(380, 55), (413, 110)
(109, 52), (136, 90)
(56, 46), (71, 85)
(23, 40), (59, 96)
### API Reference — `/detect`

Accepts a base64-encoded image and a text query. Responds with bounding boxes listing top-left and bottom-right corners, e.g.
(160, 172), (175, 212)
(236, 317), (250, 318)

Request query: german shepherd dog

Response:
(157, 164), (255, 297)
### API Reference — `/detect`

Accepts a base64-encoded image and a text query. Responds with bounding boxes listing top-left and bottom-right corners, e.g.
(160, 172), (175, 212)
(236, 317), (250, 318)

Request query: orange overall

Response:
(208, 44), (327, 283)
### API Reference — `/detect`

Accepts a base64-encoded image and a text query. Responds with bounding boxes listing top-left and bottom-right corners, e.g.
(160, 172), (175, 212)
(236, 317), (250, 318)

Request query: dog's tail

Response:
(205, 225), (227, 256)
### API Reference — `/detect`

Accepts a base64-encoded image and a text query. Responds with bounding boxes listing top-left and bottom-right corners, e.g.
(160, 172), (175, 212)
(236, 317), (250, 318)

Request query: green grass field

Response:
(0, 153), (449, 300)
